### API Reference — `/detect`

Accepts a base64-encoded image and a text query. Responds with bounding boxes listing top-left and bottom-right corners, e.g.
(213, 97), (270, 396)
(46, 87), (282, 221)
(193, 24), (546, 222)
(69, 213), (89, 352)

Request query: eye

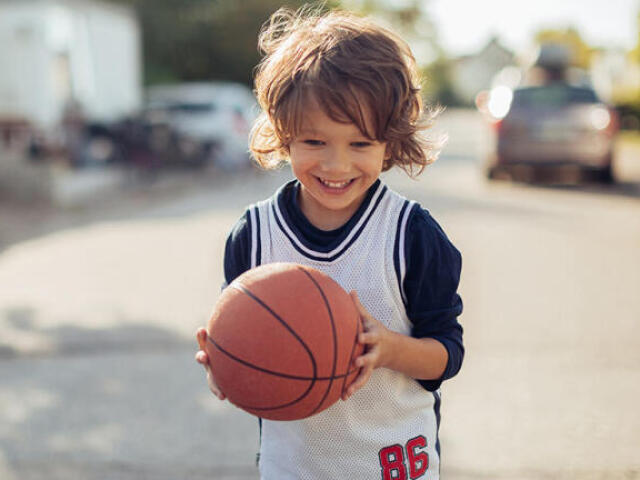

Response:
(351, 141), (373, 148)
(303, 139), (324, 146)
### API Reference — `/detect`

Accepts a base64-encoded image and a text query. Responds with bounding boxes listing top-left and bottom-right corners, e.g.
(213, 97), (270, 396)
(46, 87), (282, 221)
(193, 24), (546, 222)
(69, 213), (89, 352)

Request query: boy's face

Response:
(289, 97), (387, 231)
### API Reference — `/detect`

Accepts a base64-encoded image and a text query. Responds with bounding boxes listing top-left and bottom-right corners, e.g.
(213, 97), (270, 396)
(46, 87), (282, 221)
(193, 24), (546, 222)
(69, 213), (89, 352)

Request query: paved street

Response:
(1, 110), (639, 479)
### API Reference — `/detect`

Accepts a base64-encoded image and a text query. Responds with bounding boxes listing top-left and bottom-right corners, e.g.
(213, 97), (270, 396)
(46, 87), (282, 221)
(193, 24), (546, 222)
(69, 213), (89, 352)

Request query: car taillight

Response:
(590, 106), (619, 137)
(607, 108), (620, 136)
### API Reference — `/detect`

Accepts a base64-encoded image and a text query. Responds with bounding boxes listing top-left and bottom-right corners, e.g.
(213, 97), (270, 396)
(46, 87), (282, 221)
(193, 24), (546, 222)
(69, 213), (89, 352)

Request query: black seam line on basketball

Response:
(297, 267), (338, 417)
(231, 375), (316, 412)
(208, 283), (319, 412)
(206, 335), (357, 381)
(232, 283), (318, 380)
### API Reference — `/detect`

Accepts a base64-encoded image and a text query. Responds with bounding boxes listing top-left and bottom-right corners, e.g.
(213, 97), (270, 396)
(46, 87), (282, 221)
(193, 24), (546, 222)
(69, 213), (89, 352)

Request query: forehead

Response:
(295, 92), (377, 138)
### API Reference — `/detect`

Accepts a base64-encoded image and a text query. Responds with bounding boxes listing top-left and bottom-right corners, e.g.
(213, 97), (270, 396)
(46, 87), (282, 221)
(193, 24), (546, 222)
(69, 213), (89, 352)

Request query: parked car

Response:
(486, 84), (619, 182)
(145, 82), (258, 171)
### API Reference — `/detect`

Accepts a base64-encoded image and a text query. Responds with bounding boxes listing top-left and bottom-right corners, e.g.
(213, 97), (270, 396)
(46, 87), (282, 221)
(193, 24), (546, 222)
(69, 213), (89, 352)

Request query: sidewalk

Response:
(0, 164), (263, 251)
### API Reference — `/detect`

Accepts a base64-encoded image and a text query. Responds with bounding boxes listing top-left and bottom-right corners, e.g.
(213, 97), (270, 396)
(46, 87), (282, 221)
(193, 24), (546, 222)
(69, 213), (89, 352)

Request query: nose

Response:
(320, 146), (351, 173)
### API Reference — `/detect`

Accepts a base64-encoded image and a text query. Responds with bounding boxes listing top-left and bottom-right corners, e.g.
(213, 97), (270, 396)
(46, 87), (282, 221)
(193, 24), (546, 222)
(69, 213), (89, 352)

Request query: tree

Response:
(341, 0), (440, 67)
(631, 8), (640, 64)
(421, 55), (461, 106)
(534, 27), (594, 69)
(105, 0), (338, 86)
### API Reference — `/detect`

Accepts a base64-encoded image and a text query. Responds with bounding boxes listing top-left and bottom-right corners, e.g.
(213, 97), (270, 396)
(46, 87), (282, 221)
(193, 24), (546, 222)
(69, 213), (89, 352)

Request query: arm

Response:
(343, 207), (464, 399)
(343, 293), (449, 399)
(342, 292), (449, 400)
(195, 210), (253, 399)
(406, 208), (464, 390)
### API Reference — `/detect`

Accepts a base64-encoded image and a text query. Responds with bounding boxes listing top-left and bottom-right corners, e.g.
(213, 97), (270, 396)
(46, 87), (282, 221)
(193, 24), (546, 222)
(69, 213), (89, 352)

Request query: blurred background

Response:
(1, 0), (639, 479)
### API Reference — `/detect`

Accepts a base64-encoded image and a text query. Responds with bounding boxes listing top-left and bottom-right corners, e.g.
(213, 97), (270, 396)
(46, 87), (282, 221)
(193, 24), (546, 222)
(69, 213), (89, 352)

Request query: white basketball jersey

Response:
(249, 181), (441, 480)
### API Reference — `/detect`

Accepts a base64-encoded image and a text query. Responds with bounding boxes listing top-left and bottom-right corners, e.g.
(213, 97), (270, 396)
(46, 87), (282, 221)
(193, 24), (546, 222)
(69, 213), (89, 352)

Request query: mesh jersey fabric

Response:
(250, 181), (441, 480)
(224, 179), (465, 392)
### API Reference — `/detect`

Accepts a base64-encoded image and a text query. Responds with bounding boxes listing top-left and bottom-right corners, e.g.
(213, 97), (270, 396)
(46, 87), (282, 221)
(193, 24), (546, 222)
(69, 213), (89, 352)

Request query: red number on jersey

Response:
(406, 435), (429, 479)
(379, 444), (407, 480)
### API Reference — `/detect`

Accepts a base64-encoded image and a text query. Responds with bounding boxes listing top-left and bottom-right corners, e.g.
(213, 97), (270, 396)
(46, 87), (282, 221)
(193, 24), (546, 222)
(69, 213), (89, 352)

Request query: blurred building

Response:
(590, 48), (640, 104)
(451, 37), (515, 105)
(0, 0), (143, 206)
(0, 0), (142, 132)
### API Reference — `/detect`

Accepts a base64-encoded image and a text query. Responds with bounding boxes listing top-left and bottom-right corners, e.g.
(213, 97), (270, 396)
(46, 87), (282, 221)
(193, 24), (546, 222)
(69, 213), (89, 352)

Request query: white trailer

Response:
(0, 0), (142, 130)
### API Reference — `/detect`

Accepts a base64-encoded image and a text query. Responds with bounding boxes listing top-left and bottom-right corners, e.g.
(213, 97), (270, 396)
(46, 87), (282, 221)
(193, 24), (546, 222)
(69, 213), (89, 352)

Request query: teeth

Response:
(320, 178), (351, 188)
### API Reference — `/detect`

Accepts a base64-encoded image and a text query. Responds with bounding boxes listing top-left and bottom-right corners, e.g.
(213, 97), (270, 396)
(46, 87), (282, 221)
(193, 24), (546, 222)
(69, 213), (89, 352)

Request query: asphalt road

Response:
(1, 110), (639, 479)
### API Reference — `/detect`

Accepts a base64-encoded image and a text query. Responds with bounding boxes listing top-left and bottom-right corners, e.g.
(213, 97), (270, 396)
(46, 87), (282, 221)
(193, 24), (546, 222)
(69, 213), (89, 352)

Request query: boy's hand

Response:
(342, 291), (396, 401)
(195, 327), (226, 400)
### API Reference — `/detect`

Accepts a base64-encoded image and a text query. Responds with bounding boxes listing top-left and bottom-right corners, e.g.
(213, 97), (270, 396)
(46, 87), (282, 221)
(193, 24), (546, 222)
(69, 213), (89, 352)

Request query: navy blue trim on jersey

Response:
(434, 390), (442, 464)
(272, 180), (388, 262)
(223, 210), (252, 287)
(247, 207), (255, 268)
(393, 200), (411, 307)
(256, 419), (262, 466)
(252, 205), (261, 267)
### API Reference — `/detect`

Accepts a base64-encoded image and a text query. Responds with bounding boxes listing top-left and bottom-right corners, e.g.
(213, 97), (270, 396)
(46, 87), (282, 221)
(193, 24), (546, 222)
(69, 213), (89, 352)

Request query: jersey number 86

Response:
(378, 435), (429, 480)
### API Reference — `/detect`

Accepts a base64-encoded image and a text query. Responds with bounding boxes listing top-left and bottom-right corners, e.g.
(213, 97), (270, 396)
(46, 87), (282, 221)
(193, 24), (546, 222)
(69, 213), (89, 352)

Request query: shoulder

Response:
(405, 205), (461, 265)
(392, 199), (461, 270)
(223, 210), (252, 286)
(397, 205), (462, 311)
(224, 182), (294, 284)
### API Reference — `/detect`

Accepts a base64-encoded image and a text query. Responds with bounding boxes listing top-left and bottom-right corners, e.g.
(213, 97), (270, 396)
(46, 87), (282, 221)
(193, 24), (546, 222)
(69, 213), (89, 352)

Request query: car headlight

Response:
(487, 86), (513, 120)
(590, 107), (611, 130)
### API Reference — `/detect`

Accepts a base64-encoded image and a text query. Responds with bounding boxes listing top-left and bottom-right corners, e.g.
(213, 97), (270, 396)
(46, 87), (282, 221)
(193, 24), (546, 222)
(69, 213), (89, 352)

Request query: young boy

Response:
(196, 6), (464, 479)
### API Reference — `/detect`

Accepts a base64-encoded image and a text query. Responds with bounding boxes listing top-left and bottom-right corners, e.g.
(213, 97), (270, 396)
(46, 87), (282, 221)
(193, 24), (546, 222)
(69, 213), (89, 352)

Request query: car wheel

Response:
(595, 159), (614, 184)
(486, 165), (511, 181)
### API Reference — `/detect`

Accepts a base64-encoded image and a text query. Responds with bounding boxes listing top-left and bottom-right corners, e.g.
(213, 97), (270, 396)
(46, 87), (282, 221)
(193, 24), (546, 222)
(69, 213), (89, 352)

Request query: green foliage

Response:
(105, 0), (338, 86)
(422, 56), (463, 107)
(631, 8), (640, 64)
(534, 27), (594, 69)
(344, 0), (439, 66)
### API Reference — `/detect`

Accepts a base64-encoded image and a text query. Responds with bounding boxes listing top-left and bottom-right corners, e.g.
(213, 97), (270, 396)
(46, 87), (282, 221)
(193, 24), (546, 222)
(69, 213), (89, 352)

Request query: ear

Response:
(384, 144), (392, 161)
(383, 146), (392, 169)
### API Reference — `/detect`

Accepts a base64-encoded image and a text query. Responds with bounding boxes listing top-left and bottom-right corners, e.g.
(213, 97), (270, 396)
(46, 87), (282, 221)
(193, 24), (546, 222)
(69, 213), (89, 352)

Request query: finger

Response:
(195, 350), (209, 365)
(196, 327), (208, 349)
(201, 363), (226, 400)
(358, 330), (379, 345)
(206, 373), (226, 400)
(354, 350), (378, 370)
(343, 364), (373, 400)
(350, 291), (374, 322)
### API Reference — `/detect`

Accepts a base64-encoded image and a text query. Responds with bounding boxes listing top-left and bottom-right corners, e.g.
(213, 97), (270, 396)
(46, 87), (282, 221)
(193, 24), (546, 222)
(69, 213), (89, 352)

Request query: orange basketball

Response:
(205, 262), (363, 421)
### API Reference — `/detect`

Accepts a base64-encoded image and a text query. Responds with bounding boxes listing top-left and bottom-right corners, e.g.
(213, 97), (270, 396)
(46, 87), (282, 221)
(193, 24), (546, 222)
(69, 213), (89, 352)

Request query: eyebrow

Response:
(298, 127), (320, 136)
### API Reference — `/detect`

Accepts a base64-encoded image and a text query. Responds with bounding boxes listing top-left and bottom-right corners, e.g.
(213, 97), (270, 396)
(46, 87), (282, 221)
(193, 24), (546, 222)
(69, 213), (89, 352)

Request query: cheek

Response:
(357, 150), (385, 174)
(289, 148), (317, 172)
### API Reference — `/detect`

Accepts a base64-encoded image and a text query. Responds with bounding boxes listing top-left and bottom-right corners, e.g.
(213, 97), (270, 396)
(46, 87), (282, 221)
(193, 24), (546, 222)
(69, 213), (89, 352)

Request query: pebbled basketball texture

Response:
(205, 262), (363, 421)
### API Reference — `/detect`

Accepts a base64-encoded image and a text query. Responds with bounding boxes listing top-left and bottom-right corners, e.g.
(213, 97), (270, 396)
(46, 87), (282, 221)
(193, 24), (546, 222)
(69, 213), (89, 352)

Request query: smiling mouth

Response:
(317, 177), (355, 189)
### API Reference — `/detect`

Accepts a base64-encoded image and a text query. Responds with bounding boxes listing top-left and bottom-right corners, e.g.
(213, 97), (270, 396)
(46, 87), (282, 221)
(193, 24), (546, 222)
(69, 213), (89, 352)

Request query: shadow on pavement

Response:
(542, 180), (640, 200)
(0, 306), (260, 480)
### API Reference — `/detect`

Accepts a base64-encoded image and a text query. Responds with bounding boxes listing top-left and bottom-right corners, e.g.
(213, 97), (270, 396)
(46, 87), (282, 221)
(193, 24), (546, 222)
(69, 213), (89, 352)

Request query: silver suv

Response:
(486, 84), (618, 182)
(146, 82), (259, 171)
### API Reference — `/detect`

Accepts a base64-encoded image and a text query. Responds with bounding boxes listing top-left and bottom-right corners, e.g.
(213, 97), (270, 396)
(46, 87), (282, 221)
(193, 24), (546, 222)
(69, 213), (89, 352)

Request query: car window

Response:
(512, 86), (598, 107)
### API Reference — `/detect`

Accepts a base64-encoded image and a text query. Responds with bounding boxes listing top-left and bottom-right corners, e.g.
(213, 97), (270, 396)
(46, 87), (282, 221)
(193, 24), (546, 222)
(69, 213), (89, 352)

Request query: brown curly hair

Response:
(250, 5), (442, 176)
